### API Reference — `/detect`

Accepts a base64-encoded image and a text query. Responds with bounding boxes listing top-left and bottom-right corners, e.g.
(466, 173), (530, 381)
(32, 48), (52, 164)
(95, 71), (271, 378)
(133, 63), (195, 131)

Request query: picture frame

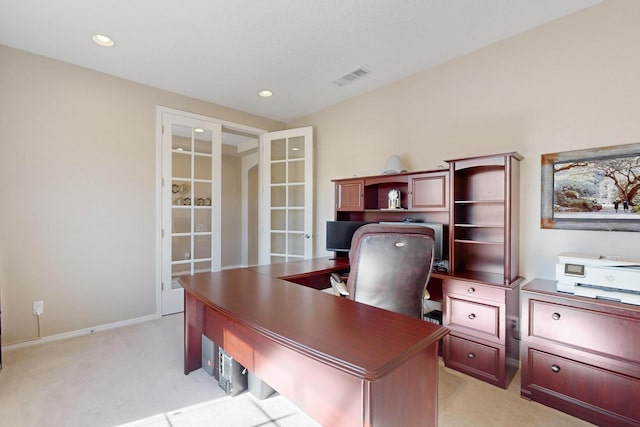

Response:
(541, 142), (640, 231)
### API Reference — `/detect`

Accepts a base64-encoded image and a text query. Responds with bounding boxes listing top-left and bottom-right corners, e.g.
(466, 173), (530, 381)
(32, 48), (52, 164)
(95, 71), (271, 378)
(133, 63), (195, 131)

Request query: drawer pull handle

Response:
(467, 353), (476, 359)
(551, 364), (561, 373)
(551, 313), (561, 321)
(468, 313), (476, 320)
(467, 287), (476, 294)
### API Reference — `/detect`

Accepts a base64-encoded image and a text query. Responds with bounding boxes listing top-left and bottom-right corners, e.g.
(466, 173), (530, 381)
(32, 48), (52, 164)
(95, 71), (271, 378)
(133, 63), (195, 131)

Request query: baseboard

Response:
(3, 313), (161, 351)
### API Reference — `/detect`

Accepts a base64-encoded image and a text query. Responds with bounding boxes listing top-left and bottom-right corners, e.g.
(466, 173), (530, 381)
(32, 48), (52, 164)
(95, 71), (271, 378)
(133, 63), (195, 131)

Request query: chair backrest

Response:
(346, 223), (435, 318)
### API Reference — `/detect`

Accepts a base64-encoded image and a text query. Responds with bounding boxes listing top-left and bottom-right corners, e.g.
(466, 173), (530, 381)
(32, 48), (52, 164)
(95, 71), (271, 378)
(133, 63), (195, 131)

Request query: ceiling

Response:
(0, 0), (600, 127)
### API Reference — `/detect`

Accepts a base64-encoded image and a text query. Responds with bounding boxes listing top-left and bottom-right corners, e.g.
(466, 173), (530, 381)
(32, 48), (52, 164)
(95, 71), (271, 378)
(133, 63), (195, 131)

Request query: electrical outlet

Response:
(33, 300), (44, 316)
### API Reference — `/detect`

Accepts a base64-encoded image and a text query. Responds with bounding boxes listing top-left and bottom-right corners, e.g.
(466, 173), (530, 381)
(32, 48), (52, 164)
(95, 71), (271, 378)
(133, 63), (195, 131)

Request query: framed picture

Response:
(541, 142), (640, 231)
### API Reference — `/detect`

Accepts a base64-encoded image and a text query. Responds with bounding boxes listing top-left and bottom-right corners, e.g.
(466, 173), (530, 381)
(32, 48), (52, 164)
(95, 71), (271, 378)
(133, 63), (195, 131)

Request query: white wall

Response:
(0, 45), (284, 344)
(289, 0), (640, 282)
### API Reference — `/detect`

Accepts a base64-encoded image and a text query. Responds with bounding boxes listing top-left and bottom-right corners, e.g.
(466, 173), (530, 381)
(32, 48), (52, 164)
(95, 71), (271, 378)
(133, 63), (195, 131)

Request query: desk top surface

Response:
(248, 257), (349, 279)
(180, 258), (448, 380)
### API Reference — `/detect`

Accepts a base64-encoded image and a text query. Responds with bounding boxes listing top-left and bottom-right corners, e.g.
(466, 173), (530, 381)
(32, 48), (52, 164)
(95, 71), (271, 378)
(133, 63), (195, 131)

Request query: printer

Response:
(556, 252), (640, 305)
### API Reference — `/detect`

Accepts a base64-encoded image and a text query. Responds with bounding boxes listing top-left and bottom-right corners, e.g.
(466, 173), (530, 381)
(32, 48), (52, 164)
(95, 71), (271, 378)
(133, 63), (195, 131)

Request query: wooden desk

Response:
(181, 258), (449, 427)
(248, 257), (350, 289)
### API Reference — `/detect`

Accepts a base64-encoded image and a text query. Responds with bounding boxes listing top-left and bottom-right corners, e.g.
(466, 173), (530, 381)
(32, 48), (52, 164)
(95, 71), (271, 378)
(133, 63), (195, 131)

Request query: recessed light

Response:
(194, 128), (204, 133)
(92, 34), (115, 47)
(258, 90), (273, 98)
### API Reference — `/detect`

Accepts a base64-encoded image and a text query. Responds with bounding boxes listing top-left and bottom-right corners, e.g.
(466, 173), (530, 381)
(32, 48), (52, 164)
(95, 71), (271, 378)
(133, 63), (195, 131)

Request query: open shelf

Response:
(447, 153), (522, 285)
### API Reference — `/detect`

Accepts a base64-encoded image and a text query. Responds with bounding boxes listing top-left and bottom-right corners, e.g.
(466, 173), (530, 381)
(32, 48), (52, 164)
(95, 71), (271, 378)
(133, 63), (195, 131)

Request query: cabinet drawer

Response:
(529, 299), (640, 362)
(526, 349), (640, 424)
(444, 334), (502, 385)
(447, 296), (501, 342)
(444, 279), (505, 303)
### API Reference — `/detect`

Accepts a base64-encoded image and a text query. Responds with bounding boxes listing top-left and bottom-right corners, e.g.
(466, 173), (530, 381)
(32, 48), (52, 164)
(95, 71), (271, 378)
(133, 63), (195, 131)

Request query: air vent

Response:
(332, 68), (371, 87)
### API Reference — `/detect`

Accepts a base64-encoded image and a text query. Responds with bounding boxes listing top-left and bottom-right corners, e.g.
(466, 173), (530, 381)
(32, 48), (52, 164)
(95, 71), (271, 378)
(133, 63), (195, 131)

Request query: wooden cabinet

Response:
(521, 279), (640, 427)
(443, 277), (521, 388)
(408, 171), (448, 211)
(331, 152), (522, 388)
(332, 169), (450, 224)
(335, 179), (364, 212)
(447, 153), (522, 285)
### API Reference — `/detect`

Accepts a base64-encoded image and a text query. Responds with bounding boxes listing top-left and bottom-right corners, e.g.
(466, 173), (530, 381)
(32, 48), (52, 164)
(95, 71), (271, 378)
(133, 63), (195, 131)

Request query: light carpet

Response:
(117, 363), (467, 427)
(117, 393), (320, 427)
(1, 313), (594, 426)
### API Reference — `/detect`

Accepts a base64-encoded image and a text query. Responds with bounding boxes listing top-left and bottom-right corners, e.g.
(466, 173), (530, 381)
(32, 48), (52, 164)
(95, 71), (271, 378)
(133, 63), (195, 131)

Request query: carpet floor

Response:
(0, 313), (594, 426)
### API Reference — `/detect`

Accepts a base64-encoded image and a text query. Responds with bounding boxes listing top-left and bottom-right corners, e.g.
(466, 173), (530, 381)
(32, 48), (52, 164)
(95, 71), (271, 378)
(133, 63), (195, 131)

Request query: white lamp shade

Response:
(382, 155), (406, 175)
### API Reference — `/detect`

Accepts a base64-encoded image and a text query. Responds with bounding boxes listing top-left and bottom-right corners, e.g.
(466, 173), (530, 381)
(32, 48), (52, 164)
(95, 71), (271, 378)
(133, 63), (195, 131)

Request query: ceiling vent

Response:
(332, 68), (371, 87)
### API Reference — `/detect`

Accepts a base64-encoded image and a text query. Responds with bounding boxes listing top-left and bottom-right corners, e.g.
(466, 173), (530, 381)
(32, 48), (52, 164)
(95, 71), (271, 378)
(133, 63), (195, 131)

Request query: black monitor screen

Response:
(326, 221), (372, 253)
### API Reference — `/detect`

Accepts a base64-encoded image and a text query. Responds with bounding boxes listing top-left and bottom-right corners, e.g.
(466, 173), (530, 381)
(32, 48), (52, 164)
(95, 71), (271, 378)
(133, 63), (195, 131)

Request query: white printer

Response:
(556, 252), (640, 305)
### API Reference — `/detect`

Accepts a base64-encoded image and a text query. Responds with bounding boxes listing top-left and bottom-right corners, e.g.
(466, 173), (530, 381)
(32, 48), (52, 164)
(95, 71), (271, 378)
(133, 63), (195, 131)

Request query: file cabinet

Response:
(443, 277), (521, 388)
(521, 279), (640, 427)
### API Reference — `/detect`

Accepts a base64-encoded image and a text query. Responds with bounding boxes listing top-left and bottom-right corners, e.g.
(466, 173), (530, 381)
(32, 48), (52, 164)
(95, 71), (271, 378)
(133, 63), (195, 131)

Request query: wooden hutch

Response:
(332, 152), (523, 388)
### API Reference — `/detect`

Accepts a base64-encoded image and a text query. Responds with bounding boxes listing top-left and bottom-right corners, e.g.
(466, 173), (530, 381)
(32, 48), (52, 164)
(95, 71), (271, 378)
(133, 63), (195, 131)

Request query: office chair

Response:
(330, 223), (435, 319)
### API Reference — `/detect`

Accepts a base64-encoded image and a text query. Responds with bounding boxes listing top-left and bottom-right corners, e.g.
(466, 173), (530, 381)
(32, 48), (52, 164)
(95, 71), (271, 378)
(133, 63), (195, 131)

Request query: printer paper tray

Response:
(574, 284), (640, 306)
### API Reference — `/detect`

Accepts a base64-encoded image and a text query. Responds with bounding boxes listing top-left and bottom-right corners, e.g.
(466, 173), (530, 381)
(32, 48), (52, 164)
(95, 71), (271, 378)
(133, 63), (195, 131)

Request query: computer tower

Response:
(201, 334), (219, 379)
(424, 309), (442, 325)
(218, 347), (247, 396)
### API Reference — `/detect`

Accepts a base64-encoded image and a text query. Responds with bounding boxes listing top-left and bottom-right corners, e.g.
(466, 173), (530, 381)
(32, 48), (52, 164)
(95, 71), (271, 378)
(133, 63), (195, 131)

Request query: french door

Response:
(161, 112), (222, 315)
(259, 127), (314, 264)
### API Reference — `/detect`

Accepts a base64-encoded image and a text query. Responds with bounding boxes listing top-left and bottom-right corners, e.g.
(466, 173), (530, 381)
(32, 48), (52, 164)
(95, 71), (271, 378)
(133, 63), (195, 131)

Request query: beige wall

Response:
(221, 155), (242, 267)
(289, 0), (640, 281)
(0, 45), (284, 344)
(248, 164), (259, 266)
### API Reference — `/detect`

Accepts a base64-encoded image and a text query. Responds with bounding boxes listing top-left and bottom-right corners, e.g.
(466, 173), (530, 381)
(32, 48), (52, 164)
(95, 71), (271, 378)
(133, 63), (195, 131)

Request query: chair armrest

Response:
(330, 273), (349, 297)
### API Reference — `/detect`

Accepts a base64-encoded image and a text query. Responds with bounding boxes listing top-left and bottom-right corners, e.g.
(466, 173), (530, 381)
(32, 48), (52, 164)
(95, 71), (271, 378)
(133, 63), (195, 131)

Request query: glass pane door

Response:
(259, 127), (313, 264)
(162, 113), (221, 314)
(171, 125), (214, 273)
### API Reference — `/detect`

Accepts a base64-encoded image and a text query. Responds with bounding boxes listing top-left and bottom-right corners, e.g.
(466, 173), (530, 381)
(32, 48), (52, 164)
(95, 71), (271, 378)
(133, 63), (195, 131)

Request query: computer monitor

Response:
(325, 221), (372, 254)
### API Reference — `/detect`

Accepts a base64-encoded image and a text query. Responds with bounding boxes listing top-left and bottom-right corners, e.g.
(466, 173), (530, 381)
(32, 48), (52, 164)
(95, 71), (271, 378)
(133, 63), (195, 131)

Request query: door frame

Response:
(155, 106), (267, 315)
